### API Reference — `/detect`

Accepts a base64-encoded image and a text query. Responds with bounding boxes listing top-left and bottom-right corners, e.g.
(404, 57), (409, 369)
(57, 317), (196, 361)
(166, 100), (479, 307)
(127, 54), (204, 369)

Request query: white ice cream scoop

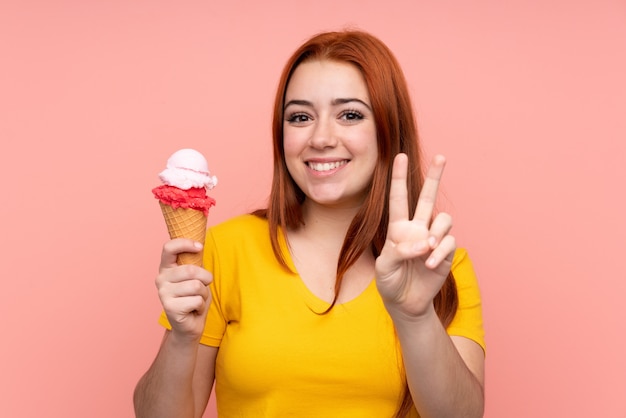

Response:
(158, 148), (218, 190)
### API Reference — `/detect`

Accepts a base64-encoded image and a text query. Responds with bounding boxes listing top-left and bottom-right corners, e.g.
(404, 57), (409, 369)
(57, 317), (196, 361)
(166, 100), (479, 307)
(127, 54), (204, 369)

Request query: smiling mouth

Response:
(307, 160), (348, 172)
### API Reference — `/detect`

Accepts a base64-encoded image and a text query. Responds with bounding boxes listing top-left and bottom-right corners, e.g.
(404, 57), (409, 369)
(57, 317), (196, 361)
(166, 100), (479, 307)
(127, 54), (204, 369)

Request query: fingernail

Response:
(193, 242), (203, 249)
(428, 236), (437, 248)
(426, 257), (437, 267)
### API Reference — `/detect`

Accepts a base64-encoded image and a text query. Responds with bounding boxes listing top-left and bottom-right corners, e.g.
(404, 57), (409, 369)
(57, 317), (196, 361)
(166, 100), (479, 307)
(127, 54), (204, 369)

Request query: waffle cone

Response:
(159, 202), (207, 266)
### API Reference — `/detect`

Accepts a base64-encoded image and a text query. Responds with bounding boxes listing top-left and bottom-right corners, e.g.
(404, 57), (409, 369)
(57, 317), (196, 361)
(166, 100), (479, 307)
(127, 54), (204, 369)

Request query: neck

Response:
(285, 200), (361, 257)
(300, 199), (360, 236)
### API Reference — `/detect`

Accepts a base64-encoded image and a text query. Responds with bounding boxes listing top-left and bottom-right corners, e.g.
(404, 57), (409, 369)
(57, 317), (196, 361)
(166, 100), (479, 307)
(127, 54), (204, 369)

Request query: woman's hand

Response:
(375, 153), (455, 319)
(156, 239), (213, 343)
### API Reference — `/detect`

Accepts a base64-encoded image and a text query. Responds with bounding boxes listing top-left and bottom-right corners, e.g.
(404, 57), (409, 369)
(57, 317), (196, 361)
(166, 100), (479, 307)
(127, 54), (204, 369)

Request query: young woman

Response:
(134, 30), (485, 418)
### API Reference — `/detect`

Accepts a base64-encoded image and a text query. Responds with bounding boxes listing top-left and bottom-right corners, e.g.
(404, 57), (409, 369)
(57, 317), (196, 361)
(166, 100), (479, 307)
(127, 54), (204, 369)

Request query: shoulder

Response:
(451, 248), (478, 289)
(209, 214), (269, 239)
(449, 248), (481, 307)
(451, 247), (470, 269)
(205, 214), (274, 259)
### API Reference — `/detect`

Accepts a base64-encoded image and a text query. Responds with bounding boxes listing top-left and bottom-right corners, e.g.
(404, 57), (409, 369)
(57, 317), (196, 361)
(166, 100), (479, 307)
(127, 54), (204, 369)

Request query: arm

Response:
(391, 310), (484, 417)
(134, 331), (218, 418)
(376, 154), (485, 417)
(134, 239), (217, 418)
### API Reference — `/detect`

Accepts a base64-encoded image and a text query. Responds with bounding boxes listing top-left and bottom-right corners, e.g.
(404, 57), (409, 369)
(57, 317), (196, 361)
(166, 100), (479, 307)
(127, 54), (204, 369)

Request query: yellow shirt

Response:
(160, 214), (485, 417)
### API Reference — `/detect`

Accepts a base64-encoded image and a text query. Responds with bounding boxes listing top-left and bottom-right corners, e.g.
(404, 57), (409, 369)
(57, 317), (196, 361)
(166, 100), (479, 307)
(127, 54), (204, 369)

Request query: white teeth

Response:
(308, 160), (347, 172)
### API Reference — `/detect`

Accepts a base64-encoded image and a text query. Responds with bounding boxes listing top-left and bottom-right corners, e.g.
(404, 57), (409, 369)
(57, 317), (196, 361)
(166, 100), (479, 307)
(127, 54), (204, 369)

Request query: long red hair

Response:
(253, 30), (458, 417)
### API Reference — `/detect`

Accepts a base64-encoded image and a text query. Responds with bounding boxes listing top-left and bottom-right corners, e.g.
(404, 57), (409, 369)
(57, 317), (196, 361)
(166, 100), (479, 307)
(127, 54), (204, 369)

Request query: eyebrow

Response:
(284, 98), (372, 111)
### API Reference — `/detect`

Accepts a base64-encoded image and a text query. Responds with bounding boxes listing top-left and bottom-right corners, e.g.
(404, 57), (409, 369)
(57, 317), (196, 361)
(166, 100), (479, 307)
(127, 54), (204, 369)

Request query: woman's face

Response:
(283, 59), (378, 210)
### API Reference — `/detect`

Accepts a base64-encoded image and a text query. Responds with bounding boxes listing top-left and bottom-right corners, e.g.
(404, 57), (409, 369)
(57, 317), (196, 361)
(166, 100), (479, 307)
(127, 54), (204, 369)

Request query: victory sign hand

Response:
(375, 153), (456, 319)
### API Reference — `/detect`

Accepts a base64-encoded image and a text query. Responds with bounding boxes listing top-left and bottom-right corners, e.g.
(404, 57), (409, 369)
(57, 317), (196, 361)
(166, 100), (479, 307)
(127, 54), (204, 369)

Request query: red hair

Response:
(254, 30), (458, 417)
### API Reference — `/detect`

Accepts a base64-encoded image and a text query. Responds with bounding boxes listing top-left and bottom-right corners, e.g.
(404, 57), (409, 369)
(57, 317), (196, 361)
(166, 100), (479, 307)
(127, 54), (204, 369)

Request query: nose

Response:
(309, 117), (337, 149)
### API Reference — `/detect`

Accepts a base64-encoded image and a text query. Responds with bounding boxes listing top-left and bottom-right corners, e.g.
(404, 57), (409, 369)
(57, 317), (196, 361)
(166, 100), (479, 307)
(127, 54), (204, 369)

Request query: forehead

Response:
(285, 59), (370, 101)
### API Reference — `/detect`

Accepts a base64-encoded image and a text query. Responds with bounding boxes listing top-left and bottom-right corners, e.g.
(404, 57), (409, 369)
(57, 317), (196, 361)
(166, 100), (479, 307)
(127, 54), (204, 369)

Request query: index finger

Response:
(161, 238), (204, 269)
(388, 153), (410, 224)
(413, 154), (446, 224)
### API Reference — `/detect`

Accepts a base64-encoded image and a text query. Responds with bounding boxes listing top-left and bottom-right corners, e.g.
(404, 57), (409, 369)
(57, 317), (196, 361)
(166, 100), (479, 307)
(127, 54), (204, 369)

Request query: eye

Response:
(286, 112), (312, 124)
(340, 110), (364, 122)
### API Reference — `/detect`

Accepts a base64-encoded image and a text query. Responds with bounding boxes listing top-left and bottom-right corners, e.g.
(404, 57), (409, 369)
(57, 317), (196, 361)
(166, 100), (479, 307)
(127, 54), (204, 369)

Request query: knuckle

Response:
(155, 273), (166, 289)
(161, 239), (175, 255)
(420, 196), (435, 206)
(157, 284), (171, 301)
(180, 264), (197, 277)
(192, 280), (206, 294)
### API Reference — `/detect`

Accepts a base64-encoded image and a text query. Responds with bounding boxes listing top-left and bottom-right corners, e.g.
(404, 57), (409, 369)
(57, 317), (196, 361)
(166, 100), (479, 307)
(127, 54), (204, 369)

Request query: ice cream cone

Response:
(159, 202), (207, 266)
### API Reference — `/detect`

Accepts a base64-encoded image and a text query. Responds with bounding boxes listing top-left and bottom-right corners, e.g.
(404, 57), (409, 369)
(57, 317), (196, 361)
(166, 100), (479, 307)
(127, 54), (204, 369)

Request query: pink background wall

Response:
(1, 1), (625, 417)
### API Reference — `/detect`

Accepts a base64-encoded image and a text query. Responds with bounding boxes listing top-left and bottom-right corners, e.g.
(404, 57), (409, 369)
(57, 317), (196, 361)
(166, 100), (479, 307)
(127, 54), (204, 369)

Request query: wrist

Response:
(384, 301), (438, 327)
(167, 328), (203, 349)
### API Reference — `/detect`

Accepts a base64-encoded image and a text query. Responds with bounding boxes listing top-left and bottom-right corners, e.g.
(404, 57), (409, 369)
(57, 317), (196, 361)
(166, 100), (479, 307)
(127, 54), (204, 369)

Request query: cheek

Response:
(362, 141), (380, 178)
(282, 138), (296, 156)
(348, 130), (378, 161)
(282, 140), (301, 178)
(365, 153), (379, 180)
(282, 128), (304, 156)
